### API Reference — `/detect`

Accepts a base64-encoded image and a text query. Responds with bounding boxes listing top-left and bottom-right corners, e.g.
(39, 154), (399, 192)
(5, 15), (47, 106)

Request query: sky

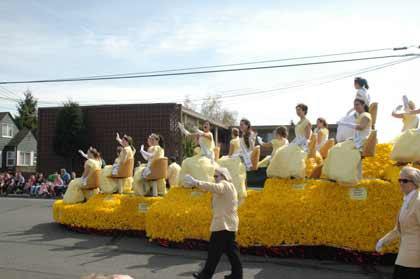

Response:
(0, 0), (420, 142)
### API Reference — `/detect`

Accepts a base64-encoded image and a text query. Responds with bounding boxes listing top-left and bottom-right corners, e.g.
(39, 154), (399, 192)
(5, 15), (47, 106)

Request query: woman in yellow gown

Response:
(314, 118), (329, 151)
(178, 121), (217, 186)
(133, 133), (166, 196)
(391, 96), (420, 163)
(100, 133), (135, 194)
(322, 99), (372, 184)
(63, 148), (102, 204)
(217, 128), (247, 201)
(267, 104), (312, 178)
(257, 126), (289, 168)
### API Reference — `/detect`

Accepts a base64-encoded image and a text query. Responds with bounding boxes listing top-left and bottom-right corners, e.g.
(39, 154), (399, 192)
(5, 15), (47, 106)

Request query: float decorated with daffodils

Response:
(52, 143), (419, 264)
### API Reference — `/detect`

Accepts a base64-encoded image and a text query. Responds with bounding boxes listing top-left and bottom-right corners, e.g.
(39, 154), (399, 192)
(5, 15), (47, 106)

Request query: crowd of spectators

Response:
(0, 169), (76, 198)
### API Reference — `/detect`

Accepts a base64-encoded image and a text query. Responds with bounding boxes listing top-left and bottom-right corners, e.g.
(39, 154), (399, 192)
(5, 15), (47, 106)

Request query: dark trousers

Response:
(393, 265), (420, 279)
(200, 230), (242, 279)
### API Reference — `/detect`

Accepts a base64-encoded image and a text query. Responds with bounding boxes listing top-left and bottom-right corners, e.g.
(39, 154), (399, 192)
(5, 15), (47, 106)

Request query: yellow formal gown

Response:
(63, 159), (101, 204)
(315, 127), (329, 151)
(133, 145), (166, 195)
(402, 114), (419, 132)
(167, 162), (181, 187)
(391, 128), (420, 163)
(322, 112), (372, 184)
(100, 146), (134, 194)
(258, 138), (288, 168)
(267, 118), (310, 178)
(218, 138), (247, 200)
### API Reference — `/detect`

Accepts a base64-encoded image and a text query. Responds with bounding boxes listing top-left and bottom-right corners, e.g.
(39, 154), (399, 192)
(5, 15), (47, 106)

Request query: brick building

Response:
(37, 103), (229, 175)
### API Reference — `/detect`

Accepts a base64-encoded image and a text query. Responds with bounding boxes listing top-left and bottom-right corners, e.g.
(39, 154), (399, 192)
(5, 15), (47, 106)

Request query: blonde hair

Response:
(408, 100), (416, 110)
(401, 166), (420, 188)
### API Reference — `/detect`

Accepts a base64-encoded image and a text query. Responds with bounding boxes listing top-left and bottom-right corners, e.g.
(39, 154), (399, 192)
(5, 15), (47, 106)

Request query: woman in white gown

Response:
(336, 77), (370, 143)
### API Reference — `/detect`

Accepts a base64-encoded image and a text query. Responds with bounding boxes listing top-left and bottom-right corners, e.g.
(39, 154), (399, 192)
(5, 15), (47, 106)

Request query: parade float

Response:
(52, 143), (415, 264)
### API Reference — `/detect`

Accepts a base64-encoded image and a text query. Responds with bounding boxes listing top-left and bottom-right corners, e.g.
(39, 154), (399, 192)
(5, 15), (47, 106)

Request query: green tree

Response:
(200, 95), (238, 126)
(15, 90), (38, 134)
(53, 101), (88, 169)
(183, 95), (197, 111)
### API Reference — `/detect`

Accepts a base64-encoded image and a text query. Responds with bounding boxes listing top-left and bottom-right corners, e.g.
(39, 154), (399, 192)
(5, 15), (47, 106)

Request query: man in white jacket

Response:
(184, 167), (243, 279)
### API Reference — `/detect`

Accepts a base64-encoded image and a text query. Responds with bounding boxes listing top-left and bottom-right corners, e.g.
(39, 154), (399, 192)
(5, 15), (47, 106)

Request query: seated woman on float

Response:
(257, 126), (289, 168)
(237, 118), (258, 171)
(100, 133), (135, 194)
(322, 98), (372, 185)
(178, 121), (217, 185)
(390, 95), (420, 164)
(133, 133), (166, 196)
(267, 104), (312, 179)
(217, 127), (247, 201)
(63, 147), (102, 204)
(336, 77), (370, 143)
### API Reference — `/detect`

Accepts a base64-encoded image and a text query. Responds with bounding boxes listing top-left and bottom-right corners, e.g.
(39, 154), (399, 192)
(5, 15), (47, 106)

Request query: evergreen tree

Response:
(15, 90), (38, 134)
(53, 101), (88, 168)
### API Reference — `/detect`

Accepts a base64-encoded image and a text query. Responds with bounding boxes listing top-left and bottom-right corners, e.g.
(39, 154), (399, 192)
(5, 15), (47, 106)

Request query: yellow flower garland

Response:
(52, 143), (407, 253)
(53, 194), (161, 231)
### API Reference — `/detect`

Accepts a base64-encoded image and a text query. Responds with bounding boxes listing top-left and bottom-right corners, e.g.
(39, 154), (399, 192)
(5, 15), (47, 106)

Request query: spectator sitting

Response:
(60, 168), (71, 185)
(51, 173), (65, 197)
(23, 175), (36, 194)
(13, 172), (25, 194)
(0, 173), (6, 195)
(6, 173), (16, 194)
(30, 173), (45, 196)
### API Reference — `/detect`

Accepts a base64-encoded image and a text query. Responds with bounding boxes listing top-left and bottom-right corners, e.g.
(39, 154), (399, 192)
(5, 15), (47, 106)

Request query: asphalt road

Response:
(0, 197), (393, 279)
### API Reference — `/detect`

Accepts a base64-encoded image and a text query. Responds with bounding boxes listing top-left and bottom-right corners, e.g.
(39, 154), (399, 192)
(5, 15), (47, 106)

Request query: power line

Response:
(69, 55), (420, 107)
(59, 45), (409, 80)
(221, 56), (420, 106)
(1, 53), (419, 85)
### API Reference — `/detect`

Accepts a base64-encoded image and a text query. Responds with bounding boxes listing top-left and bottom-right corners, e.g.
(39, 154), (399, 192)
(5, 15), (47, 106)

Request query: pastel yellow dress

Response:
(218, 138), (247, 200)
(315, 127), (329, 151)
(167, 162), (181, 187)
(198, 132), (216, 161)
(267, 119), (310, 178)
(391, 128), (420, 163)
(133, 145), (166, 195)
(100, 146), (134, 194)
(402, 114), (419, 132)
(322, 112), (372, 184)
(258, 138), (288, 168)
(63, 158), (101, 204)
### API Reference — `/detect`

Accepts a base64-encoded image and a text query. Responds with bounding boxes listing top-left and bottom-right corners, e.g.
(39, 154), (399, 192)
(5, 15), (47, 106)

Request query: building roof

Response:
(6, 128), (32, 147)
(181, 107), (229, 129)
(0, 112), (14, 122)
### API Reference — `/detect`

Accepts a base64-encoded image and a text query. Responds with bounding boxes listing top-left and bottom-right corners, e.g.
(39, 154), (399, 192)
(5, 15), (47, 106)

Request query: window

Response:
(32, 152), (37, 166)
(0, 151), (2, 168)
(6, 151), (15, 167)
(18, 151), (31, 166)
(1, 124), (13, 138)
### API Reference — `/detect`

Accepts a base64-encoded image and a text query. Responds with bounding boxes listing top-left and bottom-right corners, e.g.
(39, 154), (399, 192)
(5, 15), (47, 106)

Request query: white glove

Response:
(140, 144), (145, 151)
(337, 121), (357, 129)
(256, 136), (263, 145)
(403, 95), (409, 110)
(375, 240), (384, 253)
(178, 122), (191, 136)
(184, 175), (198, 187)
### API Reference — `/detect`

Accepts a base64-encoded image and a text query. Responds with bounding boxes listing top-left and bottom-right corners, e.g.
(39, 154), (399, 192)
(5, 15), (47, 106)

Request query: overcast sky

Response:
(1, 0), (419, 141)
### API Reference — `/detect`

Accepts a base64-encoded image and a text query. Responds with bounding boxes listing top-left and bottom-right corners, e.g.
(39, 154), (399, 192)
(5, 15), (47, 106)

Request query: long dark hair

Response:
(354, 77), (369, 90)
(123, 135), (135, 151)
(275, 126), (288, 138)
(240, 118), (251, 149)
(355, 99), (369, 113)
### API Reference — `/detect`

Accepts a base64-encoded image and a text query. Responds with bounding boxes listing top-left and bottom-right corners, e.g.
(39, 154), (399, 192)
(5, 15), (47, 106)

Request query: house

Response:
(0, 112), (37, 173)
(38, 103), (229, 175)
